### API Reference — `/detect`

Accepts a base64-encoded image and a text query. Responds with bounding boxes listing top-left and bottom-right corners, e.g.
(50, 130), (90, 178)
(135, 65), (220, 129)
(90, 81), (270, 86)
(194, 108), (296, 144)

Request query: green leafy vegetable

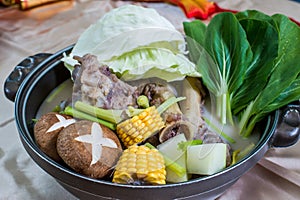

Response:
(103, 47), (200, 82)
(239, 14), (300, 136)
(184, 10), (300, 137)
(183, 20), (206, 48)
(232, 11), (279, 114)
(70, 5), (185, 58)
(62, 5), (200, 82)
(263, 75), (300, 114)
(185, 12), (253, 124)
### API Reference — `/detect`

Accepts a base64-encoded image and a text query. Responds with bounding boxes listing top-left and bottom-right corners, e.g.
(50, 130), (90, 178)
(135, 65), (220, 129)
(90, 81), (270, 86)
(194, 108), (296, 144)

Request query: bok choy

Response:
(239, 14), (300, 136)
(185, 13), (253, 125)
(184, 10), (300, 137)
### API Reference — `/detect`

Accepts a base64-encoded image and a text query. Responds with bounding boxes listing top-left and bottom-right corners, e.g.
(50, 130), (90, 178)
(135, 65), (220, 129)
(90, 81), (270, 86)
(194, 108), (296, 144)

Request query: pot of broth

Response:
(4, 44), (300, 200)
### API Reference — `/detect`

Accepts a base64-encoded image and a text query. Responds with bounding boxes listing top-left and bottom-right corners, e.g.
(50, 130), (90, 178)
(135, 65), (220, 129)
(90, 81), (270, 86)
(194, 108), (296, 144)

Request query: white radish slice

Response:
(157, 134), (188, 183)
(187, 143), (227, 175)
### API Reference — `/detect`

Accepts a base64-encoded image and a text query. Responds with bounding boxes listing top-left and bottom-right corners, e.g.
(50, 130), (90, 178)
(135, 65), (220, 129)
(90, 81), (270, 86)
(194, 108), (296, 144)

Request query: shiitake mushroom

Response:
(56, 120), (123, 179)
(34, 112), (75, 162)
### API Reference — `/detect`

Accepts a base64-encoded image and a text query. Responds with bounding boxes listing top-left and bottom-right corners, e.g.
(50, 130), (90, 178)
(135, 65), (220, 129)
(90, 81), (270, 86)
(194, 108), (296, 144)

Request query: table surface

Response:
(1, 0), (300, 199)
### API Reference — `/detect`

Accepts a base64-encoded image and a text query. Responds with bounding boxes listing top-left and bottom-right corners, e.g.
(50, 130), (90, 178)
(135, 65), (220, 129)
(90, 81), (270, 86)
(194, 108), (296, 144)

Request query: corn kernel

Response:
(112, 145), (166, 185)
(131, 115), (140, 122)
(116, 106), (164, 148)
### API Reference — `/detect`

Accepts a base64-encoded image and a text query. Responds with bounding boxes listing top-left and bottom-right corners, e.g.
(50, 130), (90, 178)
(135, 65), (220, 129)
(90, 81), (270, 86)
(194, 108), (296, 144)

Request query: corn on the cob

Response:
(112, 145), (166, 185)
(116, 106), (164, 148)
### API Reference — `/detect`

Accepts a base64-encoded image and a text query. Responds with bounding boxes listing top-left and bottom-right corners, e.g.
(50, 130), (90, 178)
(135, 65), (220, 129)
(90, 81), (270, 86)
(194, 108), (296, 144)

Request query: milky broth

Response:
(36, 79), (73, 119)
(202, 97), (260, 151)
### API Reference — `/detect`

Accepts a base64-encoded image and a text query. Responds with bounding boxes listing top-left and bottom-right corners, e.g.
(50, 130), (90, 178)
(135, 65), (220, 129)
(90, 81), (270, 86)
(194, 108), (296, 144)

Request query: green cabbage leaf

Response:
(62, 5), (200, 82)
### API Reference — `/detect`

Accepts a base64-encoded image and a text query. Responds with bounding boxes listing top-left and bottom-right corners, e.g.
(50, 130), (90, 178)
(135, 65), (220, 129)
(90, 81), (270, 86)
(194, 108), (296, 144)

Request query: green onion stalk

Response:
(63, 106), (116, 130)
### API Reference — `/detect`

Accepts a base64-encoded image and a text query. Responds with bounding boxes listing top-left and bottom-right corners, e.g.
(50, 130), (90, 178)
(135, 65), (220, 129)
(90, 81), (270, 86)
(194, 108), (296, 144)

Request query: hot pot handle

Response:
(270, 101), (300, 147)
(4, 53), (52, 102)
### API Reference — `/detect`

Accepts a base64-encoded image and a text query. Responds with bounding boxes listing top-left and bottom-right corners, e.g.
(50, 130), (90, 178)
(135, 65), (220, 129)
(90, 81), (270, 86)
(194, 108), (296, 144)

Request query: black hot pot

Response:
(4, 45), (300, 200)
